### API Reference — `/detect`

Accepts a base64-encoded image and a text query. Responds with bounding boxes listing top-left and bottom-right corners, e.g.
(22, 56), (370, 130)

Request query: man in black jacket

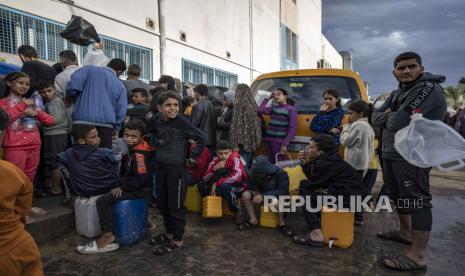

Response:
(293, 134), (363, 248)
(191, 84), (217, 154)
(372, 52), (447, 271)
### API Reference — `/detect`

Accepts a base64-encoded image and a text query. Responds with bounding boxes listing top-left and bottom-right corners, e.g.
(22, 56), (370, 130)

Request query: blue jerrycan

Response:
(112, 199), (148, 245)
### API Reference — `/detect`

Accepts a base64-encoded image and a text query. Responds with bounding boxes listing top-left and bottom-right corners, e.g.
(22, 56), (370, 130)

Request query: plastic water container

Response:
(185, 185), (202, 213)
(202, 196), (222, 218)
(112, 199), (148, 246)
(260, 206), (278, 228)
(321, 206), (354, 248)
(222, 199), (234, 216)
(75, 196), (102, 238)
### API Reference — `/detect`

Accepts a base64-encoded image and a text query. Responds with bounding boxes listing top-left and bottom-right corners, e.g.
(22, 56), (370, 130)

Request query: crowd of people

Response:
(0, 47), (450, 273)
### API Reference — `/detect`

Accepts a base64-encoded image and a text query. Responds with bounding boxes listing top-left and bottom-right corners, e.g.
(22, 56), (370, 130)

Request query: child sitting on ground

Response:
(293, 134), (363, 247)
(39, 81), (70, 196)
(57, 124), (119, 197)
(239, 155), (294, 236)
(199, 140), (247, 225)
(187, 139), (211, 185)
(76, 120), (154, 254)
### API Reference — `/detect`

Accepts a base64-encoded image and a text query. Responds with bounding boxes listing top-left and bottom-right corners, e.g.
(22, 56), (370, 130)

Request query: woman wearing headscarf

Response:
(229, 84), (262, 167)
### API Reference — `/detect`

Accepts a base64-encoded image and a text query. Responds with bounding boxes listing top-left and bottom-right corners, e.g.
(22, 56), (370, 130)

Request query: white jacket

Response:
(340, 118), (375, 171)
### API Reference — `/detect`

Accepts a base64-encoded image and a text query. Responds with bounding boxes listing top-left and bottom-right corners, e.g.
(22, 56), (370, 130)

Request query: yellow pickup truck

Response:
(251, 68), (367, 156)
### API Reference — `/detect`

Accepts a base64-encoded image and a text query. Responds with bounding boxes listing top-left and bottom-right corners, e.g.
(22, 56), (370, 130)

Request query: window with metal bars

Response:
(182, 59), (238, 88)
(0, 5), (152, 80)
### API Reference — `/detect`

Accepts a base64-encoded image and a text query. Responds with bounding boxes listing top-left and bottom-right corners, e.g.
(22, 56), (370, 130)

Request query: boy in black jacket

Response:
(293, 134), (363, 247)
(240, 155), (294, 236)
(58, 124), (119, 197)
(76, 120), (154, 254)
(148, 91), (206, 255)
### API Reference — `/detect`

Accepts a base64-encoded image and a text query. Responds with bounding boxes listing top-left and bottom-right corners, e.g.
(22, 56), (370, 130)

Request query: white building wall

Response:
(1, 0), (160, 79)
(1, 0), (342, 84)
(321, 35), (343, 69)
(251, 0), (281, 76)
(296, 0), (323, 69)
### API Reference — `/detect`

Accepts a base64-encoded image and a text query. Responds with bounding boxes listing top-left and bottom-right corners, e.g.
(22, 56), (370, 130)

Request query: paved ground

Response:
(39, 169), (465, 276)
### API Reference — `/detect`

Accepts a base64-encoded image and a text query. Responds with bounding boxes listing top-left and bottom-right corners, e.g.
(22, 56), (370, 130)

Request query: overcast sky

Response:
(322, 0), (465, 96)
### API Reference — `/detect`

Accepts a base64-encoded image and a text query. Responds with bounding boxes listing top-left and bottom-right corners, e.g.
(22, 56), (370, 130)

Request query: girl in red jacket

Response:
(0, 72), (54, 184)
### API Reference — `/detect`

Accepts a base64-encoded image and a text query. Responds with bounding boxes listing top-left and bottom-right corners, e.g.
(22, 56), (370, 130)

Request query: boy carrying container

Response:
(199, 140), (247, 225)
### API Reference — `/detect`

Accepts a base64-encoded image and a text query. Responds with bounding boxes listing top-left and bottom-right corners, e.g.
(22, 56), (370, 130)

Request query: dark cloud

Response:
(323, 0), (465, 97)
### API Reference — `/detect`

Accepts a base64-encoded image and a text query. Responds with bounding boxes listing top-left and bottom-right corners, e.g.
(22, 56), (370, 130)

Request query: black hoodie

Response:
(300, 152), (363, 197)
(248, 155), (289, 197)
(58, 144), (118, 196)
(372, 72), (447, 160)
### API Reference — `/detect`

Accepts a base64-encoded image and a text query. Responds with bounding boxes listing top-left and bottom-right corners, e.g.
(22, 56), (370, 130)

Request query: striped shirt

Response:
(258, 99), (298, 146)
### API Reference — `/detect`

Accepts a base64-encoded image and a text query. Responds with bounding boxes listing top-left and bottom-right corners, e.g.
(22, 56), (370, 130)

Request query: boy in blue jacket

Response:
(239, 155), (294, 236)
(77, 120), (154, 254)
(57, 124), (119, 197)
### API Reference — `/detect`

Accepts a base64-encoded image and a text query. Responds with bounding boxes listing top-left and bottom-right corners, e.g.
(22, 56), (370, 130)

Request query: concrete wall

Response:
(322, 35), (343, 69)
(296, 0), (322, 69)
(1, 0), (159, 79)
(1, 0), (342, 84)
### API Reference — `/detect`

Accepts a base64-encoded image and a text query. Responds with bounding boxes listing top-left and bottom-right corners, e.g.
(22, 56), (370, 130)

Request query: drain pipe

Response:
(158, 0), (166, 75)
(249, 0), (254, 83)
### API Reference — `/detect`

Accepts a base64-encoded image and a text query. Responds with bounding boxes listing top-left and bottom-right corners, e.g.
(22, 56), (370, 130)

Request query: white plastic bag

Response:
(83, 49), (109, 66)
(394, 113), (465, 171)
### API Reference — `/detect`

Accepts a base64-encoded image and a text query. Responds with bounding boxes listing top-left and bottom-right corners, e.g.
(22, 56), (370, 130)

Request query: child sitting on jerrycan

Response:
(199, 140), (247, 225)
(293, 134), (363, 248)
(239, 155), (294, 236)
(76, 120), (154, 254)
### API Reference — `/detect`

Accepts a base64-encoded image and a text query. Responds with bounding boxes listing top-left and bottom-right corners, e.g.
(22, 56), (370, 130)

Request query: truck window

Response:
(251, 76), (362, 114)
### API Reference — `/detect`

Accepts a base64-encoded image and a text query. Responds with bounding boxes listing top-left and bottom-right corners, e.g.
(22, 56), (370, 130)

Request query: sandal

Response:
(278, 225), (295, 237)
(153, 239), (183, 255)
(76, 241), (119, 254)
(237, 221), (258, 231)
(29, 207), (47, 216)
(377, 230), (412, 245)
(293, 234), (324, 247)
(382, 255), (427, 271)
(149, 233), (171, 246)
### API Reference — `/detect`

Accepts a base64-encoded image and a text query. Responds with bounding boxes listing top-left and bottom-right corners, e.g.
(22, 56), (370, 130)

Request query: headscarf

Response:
(229, 83), (262, 152)
(224, 90), (235, 106)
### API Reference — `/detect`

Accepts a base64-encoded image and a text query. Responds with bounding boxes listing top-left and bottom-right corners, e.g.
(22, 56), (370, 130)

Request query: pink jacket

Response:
(0, 97), (54, 150)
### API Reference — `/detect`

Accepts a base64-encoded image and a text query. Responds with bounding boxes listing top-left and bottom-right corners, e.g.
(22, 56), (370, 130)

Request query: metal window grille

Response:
(182, 59), (238, 88)
(0, 5), (152, 80)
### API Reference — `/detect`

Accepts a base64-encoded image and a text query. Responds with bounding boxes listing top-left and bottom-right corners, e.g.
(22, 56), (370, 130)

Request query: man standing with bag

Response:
(371, 52), (447, 271)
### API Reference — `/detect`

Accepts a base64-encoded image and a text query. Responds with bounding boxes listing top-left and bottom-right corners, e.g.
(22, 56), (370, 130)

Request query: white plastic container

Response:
(75, 196), (102, 238)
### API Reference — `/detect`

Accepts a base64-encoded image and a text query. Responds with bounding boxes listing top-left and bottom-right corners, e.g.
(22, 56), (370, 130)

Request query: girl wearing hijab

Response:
(229, 84), (262, 167)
